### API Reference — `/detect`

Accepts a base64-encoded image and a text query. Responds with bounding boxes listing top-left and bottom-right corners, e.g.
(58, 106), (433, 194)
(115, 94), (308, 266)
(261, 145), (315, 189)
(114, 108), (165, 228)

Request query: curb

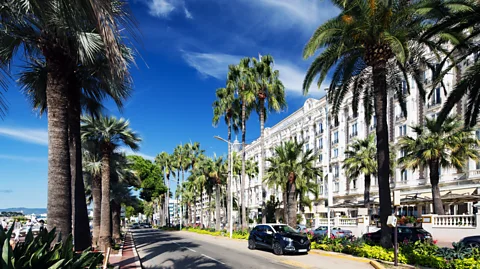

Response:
(370, 260), (385, 269)
(310, 250), (385, 269)
(130, 231), (143, 269)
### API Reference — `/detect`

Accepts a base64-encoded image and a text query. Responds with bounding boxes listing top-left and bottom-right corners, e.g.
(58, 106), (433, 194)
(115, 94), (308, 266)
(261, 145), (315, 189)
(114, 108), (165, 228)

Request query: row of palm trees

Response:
(0, 0), (138, 250)
(212, 55), (287, 229)
(302, 0), (480, 247)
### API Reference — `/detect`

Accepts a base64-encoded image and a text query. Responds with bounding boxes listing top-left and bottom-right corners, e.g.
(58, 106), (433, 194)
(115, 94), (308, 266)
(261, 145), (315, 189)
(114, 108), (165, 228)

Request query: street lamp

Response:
(214, 135), (234, 239)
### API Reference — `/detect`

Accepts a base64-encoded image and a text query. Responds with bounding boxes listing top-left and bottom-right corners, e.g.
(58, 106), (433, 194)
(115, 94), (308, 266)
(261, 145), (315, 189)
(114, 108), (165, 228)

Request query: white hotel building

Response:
(234, 54), (480, 225)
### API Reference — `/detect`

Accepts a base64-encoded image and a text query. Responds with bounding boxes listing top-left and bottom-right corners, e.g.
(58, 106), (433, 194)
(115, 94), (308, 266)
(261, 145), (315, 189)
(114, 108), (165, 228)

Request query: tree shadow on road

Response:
(142, 255), (232, 269)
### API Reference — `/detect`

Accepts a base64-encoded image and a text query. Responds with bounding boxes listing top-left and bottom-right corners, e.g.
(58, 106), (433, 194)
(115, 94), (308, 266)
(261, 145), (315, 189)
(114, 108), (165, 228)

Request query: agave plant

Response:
(0, 224), (103, 269)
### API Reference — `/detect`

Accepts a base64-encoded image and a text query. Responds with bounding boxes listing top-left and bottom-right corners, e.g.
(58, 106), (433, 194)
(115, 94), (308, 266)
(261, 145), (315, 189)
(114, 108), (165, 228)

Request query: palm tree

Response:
(0, 0), (134, 241)
(343, 134), (377, 209)
(173, 144), (191, 225)
(252, 55), (287, 223)
(398, 117), (479, 214)
(155, 152), (175, 226)
(244, 159), (259, 210)
(81, 115), (141, 250)
(264, 141), (322, 228)
(228, 58), (256, 229)
(19, 51), (134, 251)
(301, 0), (435, 247)
(212, 86), (241, 231)
(209, 156), (227, 231)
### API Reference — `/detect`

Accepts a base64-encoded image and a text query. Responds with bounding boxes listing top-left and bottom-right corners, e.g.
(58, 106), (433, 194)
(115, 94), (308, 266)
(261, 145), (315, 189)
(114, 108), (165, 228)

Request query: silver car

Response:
(312, 226), (353, 239)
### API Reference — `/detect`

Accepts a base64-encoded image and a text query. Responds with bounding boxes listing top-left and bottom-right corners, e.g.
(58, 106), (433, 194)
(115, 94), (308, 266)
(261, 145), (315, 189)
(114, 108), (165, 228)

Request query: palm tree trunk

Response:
(45, 56), (73, 242)
(429, 161), (445, 214)
(227, 117), (232, 232)
(364, 174), (371, 210)
(112, 200), (121, 244)
(373, 61), (393, 248)
(167, 176), (171, 226)
(287, 179), (297, 228)
(92, 175), (101, 248)
(241, 99), (247, 230)
(215, 185), (221, 231)
(200, 186), (204, 227)
(68, 87), (91, 251)
(283, 187), (288, 223)
(260, 98), (267, 224)
(99, 151), (112, 251)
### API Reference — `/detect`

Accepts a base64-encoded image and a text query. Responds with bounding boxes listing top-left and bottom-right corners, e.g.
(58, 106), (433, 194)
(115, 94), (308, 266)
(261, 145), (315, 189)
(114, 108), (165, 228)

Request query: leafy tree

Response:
(265, 195), (280, 223)
(143, 201), (154, 221)
(129, 155), (167, 202)
(264, 141), (321, 228)
(81, 116), (140, 250)
(398, 117), (479, 214)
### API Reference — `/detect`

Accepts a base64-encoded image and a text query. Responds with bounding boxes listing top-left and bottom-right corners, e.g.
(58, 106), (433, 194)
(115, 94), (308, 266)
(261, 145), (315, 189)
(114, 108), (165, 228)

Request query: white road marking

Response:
(201, 254), (226, 265)
(173, 241), (197, 252)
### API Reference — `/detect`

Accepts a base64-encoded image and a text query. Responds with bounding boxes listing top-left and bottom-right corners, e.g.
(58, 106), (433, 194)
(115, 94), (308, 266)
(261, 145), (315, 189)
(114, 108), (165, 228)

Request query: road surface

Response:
(132, 229), (373, 269)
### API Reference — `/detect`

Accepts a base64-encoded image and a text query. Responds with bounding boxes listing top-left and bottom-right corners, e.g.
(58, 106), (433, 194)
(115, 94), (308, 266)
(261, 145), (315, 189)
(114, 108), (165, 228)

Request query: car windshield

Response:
(272, 225), (297, 233)
(416, 228), (429, 234)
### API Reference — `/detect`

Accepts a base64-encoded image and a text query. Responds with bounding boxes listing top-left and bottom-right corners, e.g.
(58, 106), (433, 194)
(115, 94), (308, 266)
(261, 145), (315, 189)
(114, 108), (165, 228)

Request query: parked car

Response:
(460, 235), (480, 247)
(130, 223), (140, 229)
(140, 223), (152, 228)
(362, 227), (432, 244)
(248, 224), (311, 255)
(295, 225), (310, 234)
(312, 226), (353, 240)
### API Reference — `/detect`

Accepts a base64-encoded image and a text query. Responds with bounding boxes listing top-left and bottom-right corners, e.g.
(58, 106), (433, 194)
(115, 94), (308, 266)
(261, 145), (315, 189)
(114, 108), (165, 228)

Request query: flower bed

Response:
(310, 237), (480, 269)
(179, 226), (250, 240)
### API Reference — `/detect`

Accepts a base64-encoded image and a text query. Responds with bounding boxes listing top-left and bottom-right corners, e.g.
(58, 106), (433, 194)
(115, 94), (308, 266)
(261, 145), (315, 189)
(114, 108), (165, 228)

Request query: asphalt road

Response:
(132, 229), (373, 269)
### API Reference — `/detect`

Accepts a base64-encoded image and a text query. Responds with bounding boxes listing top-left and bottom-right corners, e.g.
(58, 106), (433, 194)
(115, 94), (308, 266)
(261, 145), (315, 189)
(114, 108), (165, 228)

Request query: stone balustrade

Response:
(432, 215), (476, 228)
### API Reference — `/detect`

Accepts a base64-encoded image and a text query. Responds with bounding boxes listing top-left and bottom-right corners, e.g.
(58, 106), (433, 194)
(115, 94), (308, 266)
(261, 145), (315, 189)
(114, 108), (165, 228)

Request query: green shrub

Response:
(452, 258), (480, 269)
(0, 225), (103, 269)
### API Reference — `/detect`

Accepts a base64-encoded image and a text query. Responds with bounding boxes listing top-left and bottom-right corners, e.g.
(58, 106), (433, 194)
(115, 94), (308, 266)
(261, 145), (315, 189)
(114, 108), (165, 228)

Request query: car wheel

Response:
(248, 239), (256, 250)
(273, 242), (283, 255)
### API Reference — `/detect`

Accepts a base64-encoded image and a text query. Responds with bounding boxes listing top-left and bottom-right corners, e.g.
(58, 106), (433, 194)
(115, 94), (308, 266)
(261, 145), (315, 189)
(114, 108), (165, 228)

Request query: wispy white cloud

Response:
(0, 127), (48, 146)
(0, 154), (46, 162)
(120, 148), (156, 161)
(181, 51), (327, 98)
(146, 0), (192, 19)
(240, 0), (339, 33)
(0, 189), (13, 193)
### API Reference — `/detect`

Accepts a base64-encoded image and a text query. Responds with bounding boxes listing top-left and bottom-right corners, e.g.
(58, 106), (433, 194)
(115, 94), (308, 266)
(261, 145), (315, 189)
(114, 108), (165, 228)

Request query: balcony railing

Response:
(349, 132), (358, 138)
(396, 114), (406, 122)
(433, 215), (476, 228)
(469, 169), (480, 178)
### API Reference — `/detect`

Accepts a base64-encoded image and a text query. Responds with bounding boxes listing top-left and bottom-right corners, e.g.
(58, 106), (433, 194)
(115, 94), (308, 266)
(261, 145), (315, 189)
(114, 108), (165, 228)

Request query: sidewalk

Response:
(109, 232), (142, 269)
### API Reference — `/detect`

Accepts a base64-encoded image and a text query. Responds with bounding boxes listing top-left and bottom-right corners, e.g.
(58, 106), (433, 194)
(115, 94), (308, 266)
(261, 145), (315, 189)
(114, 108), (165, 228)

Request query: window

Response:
(399, 125), (407, 137)
(334, 181), (340, 192)
(333, 131), (339, 144)
(401, 80), (407, 95)
(319, 154), (323, 162)
(476, 129), (480, 140)
(351, 123), (358, 137)
(318, 138), (323, 149)
(401, 169), (407, 182)
(431, 87), (441, 105)
(333, 148), (339, 158)
(319, 122), (324, 133)
(334, 165), (340, 178)
(334, 116), (339, 127)
(476, 161), (480, 170)
(353, 179), (357, 189)
(305, 144), (309, 151)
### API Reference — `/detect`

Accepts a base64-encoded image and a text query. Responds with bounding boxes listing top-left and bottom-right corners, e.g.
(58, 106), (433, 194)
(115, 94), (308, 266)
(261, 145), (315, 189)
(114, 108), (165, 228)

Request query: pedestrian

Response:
(25, 219), (33, 232)
(38, 220), (45, 232)
(1, 219), (7, 231)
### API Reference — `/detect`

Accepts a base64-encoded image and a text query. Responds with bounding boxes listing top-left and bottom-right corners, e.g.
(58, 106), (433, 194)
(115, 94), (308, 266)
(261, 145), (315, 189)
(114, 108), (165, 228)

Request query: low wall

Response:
(422, 214), (480, 243)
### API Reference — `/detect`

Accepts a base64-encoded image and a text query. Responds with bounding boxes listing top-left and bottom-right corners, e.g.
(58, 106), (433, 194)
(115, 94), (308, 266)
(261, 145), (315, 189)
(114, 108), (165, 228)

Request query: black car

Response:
(248, 224), (310, 255)
(362, 227), (432, 244)
(460, 235), (480, 247)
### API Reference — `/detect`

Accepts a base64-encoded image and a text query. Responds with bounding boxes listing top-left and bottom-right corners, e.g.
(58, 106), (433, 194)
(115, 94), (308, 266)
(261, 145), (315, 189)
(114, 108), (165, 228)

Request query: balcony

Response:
(348, 114), (358, 122)
(395, 114), (406, 123)
(349, 132), (358, 138)
(331, 140), (339, 145)
(427, 100), (442, 110)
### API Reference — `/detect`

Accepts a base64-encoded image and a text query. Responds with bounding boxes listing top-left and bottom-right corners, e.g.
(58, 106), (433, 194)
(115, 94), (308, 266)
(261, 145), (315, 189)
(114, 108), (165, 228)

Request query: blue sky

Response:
(0, 0), (338, 208)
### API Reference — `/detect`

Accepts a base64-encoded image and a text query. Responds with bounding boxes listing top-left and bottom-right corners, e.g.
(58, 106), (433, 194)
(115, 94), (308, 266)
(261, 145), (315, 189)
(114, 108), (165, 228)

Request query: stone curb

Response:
(129, 231), (143, 269)
(370, 260), (386, 269)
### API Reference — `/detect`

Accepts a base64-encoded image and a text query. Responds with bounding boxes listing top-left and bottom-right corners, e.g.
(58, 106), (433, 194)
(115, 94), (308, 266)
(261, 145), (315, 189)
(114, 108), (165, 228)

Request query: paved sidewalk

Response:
(110, 232), (142, 269)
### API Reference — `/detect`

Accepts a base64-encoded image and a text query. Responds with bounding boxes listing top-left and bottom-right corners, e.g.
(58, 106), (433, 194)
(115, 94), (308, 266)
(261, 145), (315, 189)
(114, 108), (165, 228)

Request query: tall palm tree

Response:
(398, 117), (479, 214)
(252, 55), (287, 223)
(212, 86), (241, 231)
(208, 156), (227, 231)
(301, 0), (437, 247)
(155, 152), (175, 226)
(343, 134), (377, 209)
(244, 159), (259, 210)
(81, 115), (141, 250)
(264, 141), (322, 228)
(228, 58), (256, 229)
(0, 0), (135, 241)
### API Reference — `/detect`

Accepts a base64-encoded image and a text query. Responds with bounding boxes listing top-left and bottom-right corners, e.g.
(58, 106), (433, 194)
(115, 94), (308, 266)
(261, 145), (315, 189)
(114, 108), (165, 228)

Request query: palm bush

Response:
(0, 225), (103, 269)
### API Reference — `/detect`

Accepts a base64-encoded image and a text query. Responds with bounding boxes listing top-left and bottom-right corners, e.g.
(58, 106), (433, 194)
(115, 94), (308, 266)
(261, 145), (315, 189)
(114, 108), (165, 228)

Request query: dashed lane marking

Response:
(201, 254), (226, 265)
(172, 241), (197, 253)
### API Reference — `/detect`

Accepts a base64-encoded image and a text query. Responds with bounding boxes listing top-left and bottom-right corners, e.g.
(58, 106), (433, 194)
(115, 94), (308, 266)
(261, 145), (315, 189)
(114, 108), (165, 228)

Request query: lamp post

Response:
(324, 89), (333, 238)
(214, 135), (234, 239)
